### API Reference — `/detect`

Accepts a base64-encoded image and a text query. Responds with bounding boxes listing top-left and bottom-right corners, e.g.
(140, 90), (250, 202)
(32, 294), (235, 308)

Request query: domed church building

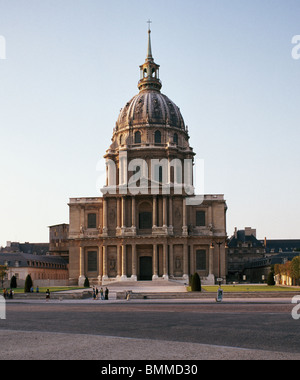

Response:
(68, 27), (228, 286)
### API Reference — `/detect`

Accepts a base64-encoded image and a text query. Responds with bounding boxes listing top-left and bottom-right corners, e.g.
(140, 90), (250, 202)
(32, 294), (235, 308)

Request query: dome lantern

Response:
(138, 24), (162, 93)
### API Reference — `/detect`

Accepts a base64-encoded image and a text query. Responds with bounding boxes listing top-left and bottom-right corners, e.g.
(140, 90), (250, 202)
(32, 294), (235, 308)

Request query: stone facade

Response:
(68, 28), (228, 286)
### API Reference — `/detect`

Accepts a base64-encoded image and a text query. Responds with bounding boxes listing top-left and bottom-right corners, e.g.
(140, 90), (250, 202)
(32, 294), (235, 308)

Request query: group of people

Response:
(29, 286), (39, 293)
(92, 286), (109, 300)
(2, 288), (14, 299)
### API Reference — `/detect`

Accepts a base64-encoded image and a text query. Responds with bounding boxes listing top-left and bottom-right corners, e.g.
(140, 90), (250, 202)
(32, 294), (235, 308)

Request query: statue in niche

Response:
(175, 208), (181, 220)
(109, 208), (116, 223)
(175, 256), (182, 270)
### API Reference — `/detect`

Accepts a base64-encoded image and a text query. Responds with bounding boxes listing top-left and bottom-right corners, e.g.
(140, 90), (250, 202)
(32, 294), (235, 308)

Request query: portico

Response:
(74, 231), (223, 286)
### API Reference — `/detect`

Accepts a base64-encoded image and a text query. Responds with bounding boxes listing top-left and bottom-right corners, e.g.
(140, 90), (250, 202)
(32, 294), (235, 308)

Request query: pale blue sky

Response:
(0, 0), (299, 246)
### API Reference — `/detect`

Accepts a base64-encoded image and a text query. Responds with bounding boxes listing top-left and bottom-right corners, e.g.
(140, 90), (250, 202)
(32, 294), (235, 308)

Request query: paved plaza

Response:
(0, 290), (299, 360)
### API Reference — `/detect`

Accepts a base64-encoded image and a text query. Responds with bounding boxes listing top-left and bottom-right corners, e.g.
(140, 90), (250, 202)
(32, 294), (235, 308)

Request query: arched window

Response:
(154, 130), (161, 144)
(173, 133), (178, 145)
(134, 131), (141, 144)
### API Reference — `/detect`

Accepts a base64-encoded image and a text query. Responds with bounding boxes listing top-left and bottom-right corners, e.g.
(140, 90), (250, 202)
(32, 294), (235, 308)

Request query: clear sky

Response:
(0, 0), (299, 246)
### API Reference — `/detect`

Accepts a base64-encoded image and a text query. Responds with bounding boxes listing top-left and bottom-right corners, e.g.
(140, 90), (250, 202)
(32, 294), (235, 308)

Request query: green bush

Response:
(24, 274), (33, 293)
(267, 271), (275, 286)
(191, 273), (201, 292)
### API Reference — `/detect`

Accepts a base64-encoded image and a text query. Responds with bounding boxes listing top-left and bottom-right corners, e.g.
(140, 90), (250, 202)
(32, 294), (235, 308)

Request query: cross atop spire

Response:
(147, 19), (152, 31)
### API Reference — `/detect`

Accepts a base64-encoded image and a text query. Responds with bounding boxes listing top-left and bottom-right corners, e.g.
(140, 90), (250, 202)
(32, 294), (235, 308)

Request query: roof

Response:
(0, 251), (67, 268)
(262, 239), (300, 253)
(0, 242), (49, 256)
(228, 230), (264, 248)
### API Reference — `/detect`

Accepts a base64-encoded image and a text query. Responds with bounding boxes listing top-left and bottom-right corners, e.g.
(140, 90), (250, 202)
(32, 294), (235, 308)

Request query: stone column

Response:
(131, 197), (136, 226)
(121, 244), (127, 281)
(80, 207), (85, 235)
(116, 198), (121, 234)
(131, 244), (137, 281)
(153, 196), (157, 228)
(169, 244), (174, 278)
(121, 197), (126, 230)
(163, 243), (169, 280)
(78, 246), (85, 286)
(131, 197), (136, 235)
(116, 244), (122, 279)
(152, 244), (158, 280)
(97, 245), (103, 285)
(169, 197), (173, 234)
(102, 245), (108, 281)
(182, 198), (188, 236)
(183, 243), (189, 281)
(103, 199), (108, 236)
(163, 196), (167, 228)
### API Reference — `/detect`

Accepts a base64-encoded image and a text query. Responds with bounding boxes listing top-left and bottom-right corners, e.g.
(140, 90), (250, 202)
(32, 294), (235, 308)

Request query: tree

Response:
(291, 257), (300, 286)
(191, 273), (201, 292)
(0, 265), (7, 288)
(84, 277), (90, 288)
(24, 274), (33, 293)
(10, 275), (17, 289)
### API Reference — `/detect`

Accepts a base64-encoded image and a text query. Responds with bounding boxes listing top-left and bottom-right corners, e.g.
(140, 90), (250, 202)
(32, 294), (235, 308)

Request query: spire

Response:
(138, 21), (162, 92)
(147, 20), (153, 60)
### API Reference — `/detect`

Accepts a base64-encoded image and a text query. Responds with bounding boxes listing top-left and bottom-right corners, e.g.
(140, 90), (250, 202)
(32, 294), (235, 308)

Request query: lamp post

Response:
(210, 241), (227, 287)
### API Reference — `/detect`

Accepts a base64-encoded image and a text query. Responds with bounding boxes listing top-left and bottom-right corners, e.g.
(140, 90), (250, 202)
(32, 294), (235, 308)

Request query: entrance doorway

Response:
(139, 257), (153, 281)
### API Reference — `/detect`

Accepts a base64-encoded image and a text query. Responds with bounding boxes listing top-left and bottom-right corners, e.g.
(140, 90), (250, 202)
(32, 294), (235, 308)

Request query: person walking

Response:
(46, 289), (50, 302)
(105, 287), (109, 300)
(100, 287), (104, 300)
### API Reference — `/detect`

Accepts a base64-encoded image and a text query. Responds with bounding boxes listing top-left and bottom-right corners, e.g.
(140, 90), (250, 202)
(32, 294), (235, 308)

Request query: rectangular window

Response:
(88, 251), (97, 272)
(196, 211), (206, 227)
(196, 250), (206, 271)
(139, 212), (152, 230)
(88, 213), (97, 229)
